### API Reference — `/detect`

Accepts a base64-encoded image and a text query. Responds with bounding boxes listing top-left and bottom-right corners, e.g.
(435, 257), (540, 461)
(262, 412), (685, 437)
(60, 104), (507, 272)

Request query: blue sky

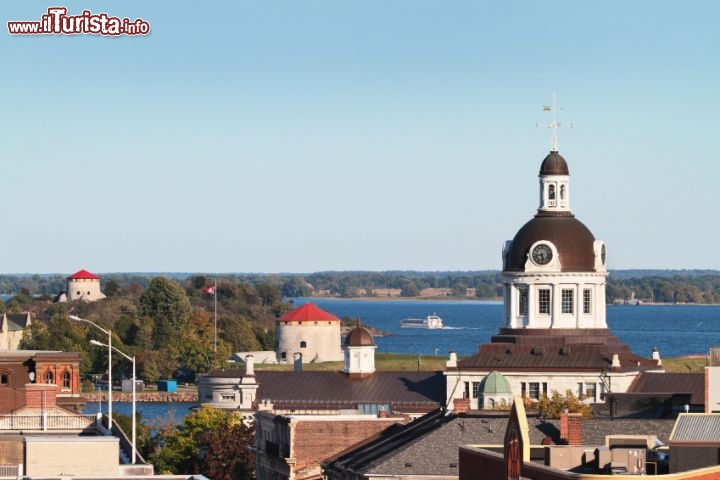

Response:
(2, 1), (718, 274)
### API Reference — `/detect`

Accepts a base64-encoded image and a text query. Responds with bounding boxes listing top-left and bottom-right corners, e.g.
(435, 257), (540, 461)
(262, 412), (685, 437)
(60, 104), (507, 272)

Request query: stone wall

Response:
(83, 392), (198, 402)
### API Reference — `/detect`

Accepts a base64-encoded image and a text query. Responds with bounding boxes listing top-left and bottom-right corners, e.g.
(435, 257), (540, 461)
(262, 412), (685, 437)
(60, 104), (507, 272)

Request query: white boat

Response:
(400, 314), (443, 329)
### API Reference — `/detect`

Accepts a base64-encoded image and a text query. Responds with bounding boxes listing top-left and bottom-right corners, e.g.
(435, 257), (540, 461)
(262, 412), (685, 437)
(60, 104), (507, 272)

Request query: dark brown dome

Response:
(344, 327), (374, 347)
(505, 215), (596, 272)
(539, 151), (569, 176)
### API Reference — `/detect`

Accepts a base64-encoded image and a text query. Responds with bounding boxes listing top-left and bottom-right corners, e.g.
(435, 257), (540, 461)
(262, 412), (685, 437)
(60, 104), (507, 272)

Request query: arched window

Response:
(300, 341), (307, 348)
(62, 371), (71, 388)
(548, 184), (556, 200)
(281, 352), (287, 359)
(560, 185), (565, 199)
(44, 372), (54, 384)
(0, 373), (8, 385)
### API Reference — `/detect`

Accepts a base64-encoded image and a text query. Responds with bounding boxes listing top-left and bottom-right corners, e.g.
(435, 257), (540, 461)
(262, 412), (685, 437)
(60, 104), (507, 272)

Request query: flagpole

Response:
(213, 279), (217, 353)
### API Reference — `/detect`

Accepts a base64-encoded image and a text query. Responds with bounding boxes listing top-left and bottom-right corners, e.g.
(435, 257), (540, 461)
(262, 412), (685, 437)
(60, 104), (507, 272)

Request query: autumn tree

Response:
(150, 406), (254, 478)
(537, 389), (593, 419)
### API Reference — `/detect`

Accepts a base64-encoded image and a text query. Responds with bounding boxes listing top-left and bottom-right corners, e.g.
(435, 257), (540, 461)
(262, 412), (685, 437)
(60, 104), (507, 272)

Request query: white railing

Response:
(0, 414), (96, 431)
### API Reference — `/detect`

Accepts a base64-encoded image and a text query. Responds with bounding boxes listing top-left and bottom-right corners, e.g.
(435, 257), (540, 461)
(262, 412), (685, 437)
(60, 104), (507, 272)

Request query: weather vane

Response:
(536, 93), (573, 152)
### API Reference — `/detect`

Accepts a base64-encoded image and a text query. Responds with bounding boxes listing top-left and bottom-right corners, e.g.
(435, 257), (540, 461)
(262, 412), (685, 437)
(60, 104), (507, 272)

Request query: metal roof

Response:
(628, 372), (704, 405)
(670, 414), (720, 442)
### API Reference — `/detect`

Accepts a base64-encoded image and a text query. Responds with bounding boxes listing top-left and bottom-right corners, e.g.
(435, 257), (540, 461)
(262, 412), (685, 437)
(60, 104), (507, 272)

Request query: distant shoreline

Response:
(296, 297), (720, 306)
(290, 296), (502, 303)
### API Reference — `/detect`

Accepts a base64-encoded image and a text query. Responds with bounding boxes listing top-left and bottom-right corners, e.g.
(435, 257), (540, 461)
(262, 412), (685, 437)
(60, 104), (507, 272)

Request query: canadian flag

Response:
(202, 286), (215, 295)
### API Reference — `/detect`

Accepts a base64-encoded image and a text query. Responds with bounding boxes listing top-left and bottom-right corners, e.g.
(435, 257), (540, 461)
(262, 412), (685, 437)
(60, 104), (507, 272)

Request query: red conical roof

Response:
(67, 269), (100, 280)
(278, 303), (340, 322)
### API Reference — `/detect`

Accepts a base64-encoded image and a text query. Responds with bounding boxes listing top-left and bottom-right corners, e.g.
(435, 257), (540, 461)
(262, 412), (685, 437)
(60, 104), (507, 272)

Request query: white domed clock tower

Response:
(501, 150), (608, 329)
(444, 132), (662, 412)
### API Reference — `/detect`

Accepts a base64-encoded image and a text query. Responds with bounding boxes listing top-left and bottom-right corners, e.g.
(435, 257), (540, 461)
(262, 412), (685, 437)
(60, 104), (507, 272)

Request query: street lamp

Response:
(90, 339), (137, 465)
(69, 315), (112, 433)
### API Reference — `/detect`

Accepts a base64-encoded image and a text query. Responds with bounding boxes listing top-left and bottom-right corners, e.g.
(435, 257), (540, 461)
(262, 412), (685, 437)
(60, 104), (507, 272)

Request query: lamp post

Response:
(69, 315), (112, 433)
(90, 339), (136, 464)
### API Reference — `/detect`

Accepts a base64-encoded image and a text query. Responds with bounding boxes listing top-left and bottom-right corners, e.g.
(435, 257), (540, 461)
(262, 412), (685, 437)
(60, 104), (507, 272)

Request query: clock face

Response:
(531, 244), (553, 265)
(601, 244), (606, 264)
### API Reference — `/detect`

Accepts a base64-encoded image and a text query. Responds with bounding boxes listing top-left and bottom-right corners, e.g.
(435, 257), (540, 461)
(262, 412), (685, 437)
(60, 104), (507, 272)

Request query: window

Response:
(584, 383), (596, 401)
(44, 372), (54, 384)
(583, 289), (592, 314)
(560, 185), (566, 199)
(528, 382), (540, 400)
(538, 289), (551, 314)
(519, 289), (528, 315)
(471, 382), (480, 399)
(521, 382), (542, 400)
(548, 184), (555, 200)
(0, 374), (8, 385)
(561, 289), (574, 314)
(62, 371), (70, 388)
(281, 352), (287, 359)
(300, 341), (307, 348)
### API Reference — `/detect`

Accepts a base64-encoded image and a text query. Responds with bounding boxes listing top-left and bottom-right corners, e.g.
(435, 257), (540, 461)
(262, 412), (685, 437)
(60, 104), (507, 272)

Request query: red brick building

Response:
(0, 351), (84, 413)
(256, 411), (406, 480)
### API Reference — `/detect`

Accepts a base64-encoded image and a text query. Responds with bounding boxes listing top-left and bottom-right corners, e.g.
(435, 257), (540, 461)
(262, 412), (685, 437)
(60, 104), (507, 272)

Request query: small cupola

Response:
(538, 151), (571, 214)
(343, 326), (376, 378)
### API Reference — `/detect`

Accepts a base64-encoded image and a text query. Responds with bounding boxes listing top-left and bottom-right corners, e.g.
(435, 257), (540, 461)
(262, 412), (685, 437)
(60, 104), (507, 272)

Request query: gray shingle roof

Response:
(670, 414), (720, 442)
(324, 410), (676, 477)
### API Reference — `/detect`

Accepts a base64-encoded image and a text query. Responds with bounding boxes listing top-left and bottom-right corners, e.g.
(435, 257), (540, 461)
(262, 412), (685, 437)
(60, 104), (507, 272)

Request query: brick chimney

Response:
(560, 412), (583, 445)
(453, 397), (470, 413)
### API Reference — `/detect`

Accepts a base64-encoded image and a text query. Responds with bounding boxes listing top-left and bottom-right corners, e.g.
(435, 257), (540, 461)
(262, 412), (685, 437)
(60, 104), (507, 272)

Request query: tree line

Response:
(6, 275), (288, 384)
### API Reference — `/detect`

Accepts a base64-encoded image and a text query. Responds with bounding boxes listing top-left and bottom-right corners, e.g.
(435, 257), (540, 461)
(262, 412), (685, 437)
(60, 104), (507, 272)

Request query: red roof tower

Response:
(67, 269), (100, 280)
(278, 303), (340, 322)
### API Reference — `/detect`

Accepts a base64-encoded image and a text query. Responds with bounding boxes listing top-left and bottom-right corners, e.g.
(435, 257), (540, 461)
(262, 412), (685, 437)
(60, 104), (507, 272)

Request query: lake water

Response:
(82, 401), (197, 425)
(289, 298), (720, 359)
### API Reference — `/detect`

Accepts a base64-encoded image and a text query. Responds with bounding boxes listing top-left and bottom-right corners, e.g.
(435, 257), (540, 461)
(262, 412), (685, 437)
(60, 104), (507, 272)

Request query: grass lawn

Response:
(254, 353), (707, 373)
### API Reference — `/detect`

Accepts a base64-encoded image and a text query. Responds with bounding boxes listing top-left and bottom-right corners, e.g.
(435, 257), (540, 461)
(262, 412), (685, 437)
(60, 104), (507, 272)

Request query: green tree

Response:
(219, 315), (262, 352)
(104, 280), (121, 298)
(400, 281), (419, 297)
(178, 311), (232, 377)
(139, 277), (192, 348)
(451, 282), (468, 297)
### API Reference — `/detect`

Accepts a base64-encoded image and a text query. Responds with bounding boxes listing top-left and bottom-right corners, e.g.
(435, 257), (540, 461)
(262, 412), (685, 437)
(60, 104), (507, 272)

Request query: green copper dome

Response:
(479, 371), (512, 395)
